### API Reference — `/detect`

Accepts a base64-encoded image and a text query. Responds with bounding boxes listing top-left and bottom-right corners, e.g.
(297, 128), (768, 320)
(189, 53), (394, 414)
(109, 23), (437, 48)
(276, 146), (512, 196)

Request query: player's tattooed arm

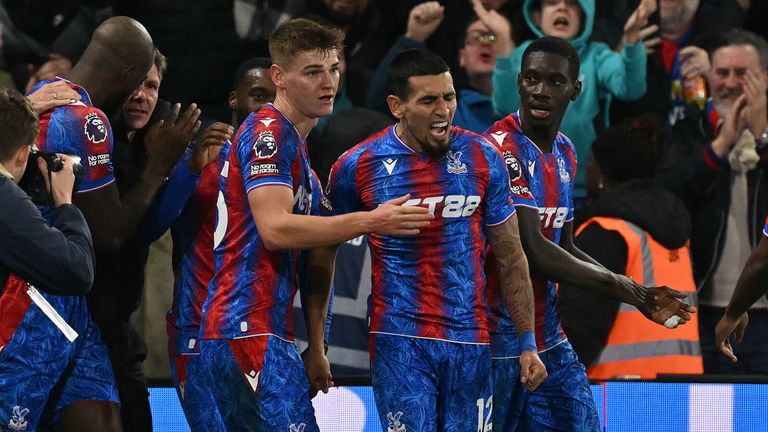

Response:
(302, 244), (338, 397)
(488, 214), (547, 391)
(487, 214), (534, 334)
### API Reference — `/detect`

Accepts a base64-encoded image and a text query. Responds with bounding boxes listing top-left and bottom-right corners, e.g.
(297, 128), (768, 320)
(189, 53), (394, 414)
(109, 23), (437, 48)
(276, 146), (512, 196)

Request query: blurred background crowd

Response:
(3, 0), (768, 384)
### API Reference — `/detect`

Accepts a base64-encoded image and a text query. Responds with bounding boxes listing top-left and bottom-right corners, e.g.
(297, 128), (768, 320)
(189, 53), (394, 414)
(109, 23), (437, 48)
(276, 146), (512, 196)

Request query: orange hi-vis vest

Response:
(576, 217), (703, 380)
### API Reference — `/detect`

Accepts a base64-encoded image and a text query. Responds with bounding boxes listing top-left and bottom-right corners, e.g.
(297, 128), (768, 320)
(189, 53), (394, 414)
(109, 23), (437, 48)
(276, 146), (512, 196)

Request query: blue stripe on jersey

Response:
(484, 111), (577, 357)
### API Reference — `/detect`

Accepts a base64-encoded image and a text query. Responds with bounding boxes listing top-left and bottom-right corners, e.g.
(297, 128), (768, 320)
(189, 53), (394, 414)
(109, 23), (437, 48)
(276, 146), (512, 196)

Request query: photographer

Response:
(0, 88), (122, 431)
(0, 89), (91, 296)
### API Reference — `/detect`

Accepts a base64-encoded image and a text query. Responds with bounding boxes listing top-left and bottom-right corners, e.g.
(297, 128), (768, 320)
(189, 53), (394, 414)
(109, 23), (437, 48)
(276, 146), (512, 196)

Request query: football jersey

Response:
(484, 111), (577, 357)
(763, 215), (768, 237)
(168, 142), (231, 355)
(28, 79), (114, 192)
(201, 104), (315, 341)
(326, 125), (516, 344)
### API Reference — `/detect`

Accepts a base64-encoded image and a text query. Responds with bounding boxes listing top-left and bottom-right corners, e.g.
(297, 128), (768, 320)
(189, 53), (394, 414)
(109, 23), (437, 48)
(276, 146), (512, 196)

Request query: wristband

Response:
(519, 331), (537, 353)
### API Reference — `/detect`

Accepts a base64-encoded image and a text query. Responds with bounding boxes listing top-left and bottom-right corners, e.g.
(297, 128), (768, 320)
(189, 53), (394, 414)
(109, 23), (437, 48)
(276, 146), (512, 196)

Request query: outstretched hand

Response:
(367, 194), (434, 236)
(470, 0), (514, 56)
(640, 286), (696, 327)
(144, 102), (202, 177)
(519, 350), (548, 392)
(623, 0), (656, 44)
(715, 312), (749, 363)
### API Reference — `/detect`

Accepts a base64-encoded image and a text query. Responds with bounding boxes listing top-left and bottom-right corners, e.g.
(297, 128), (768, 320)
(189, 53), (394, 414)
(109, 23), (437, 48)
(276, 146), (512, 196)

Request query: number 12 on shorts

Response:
(476, 396), (492, 432)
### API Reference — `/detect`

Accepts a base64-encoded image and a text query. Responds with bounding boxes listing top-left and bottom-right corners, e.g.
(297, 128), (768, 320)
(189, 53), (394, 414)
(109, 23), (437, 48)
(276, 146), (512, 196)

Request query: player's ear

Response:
(571, 80), (582, 101)
(387, 95), (404, 119)
(270, 64), (286, 90)
(228, 91), (238, 111)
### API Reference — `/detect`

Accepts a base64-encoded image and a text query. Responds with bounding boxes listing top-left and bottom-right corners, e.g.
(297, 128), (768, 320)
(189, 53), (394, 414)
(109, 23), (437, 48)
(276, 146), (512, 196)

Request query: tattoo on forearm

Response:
(489, 216), (535, 334)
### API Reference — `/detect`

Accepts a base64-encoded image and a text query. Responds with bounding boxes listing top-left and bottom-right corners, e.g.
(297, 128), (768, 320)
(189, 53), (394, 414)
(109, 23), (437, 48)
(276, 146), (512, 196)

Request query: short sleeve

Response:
(236, 120), (296, 193)
(325, 152), (362, 216)
(763, 215), (768, 237)
(36, 105), (115, 193)
(482, 143), (516, 226)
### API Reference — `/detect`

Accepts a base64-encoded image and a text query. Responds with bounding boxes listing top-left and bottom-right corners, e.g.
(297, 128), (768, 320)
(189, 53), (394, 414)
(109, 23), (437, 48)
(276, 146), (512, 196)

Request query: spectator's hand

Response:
(301, 346), (334, 399)
(365, 194), (434, 236)
(640, 286), (696, 327)
(623, 0), (656, 45)
(41, 153), (76, 206)
(679, 46), (711, 80)
(26, 80), (81, 114)
(638, 24), (661, 54)
(470, 0), (514, 57)
(144, 103), (202, 177)
(518, 350), (547, 392)
(712, 94), (748, 158)
(742, 68), (768, 138)
(188, 122), (234, 173)
(25, 54), (73, 92)
(406, 1), (445, 43)
(715, 312), (749, 363)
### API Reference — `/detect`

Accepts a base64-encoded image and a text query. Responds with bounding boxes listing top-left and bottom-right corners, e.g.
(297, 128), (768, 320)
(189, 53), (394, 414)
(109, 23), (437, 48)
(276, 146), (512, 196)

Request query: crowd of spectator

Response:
(1, 0), (768, 429)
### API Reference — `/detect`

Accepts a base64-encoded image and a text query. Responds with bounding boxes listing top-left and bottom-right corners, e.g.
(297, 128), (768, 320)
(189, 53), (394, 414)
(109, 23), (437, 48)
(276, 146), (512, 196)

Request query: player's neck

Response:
(520, 119), (558, 153)
(66, 67), (105, 109)
(273, 94), (319, 140)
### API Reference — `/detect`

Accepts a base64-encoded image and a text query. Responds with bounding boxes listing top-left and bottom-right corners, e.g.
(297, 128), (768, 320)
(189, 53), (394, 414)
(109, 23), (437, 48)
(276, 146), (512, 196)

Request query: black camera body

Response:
(18, 149), (83, 206)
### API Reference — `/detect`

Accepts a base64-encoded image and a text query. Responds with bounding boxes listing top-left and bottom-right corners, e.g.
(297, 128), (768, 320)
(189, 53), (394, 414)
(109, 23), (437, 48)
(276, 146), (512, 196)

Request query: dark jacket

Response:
(0, 174), (94, 296)
(559, 179), (691, 367)
(609, 0), (744, 125)
(658, 106), (768, 296)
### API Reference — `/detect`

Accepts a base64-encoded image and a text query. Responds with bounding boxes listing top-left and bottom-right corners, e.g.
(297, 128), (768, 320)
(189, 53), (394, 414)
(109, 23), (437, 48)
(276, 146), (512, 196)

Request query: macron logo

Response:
(490, 131), (507, 146)
(259, 118), (276, 127)
(245, 370), (260, 393)
(528, 160), (536, 177)
(383, 158), (397, 175)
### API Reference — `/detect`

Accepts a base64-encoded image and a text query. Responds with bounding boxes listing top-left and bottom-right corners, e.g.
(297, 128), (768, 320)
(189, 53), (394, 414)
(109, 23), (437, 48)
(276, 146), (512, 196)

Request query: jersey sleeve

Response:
(236, 119), (296, 193)
(36, 105), (115, 192)
(308, 169), (327, 216)
(763, 215), (768, 237)
(565, 138), (578, 222)
(482, 142), (516, 226)
(325, 151), (362, 216)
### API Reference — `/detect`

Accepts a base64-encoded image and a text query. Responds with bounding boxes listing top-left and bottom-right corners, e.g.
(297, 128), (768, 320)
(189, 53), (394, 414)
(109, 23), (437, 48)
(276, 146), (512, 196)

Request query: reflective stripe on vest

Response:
(576, 217), (704, 380)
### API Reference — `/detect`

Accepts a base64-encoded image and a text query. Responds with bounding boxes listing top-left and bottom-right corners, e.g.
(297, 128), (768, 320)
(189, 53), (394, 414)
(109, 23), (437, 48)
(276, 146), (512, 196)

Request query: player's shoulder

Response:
(555, 131), (577, 155)
(335, 125), (392, 168)
(236, 106), (295, 156)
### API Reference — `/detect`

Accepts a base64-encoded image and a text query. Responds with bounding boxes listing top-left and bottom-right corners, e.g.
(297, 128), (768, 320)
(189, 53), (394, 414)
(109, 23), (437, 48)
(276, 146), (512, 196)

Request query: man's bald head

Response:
(74, 16), (154, 114)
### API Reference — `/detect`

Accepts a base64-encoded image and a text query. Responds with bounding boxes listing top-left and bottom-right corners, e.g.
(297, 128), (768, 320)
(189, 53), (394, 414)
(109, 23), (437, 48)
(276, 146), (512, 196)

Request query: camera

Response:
(18, 149), (83, 206)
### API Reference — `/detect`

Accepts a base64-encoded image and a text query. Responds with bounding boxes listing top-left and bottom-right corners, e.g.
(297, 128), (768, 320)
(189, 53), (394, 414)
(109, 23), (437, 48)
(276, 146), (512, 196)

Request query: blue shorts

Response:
(492, 339), (600, 432)
(0, 284), (119, 431)
(169, 353), (226, 432)
(371, 333), (493, 432)
(200, 335), (318, 432)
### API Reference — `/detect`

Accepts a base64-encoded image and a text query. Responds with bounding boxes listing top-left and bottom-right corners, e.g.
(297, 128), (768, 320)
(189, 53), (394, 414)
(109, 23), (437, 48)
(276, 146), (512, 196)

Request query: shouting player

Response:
(324, 48), (547, 432)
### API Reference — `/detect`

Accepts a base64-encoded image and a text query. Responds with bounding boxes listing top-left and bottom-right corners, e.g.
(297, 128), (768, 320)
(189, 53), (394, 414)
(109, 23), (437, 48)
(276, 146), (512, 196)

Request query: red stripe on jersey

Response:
(541, 154), (560, 241)
(227, 337), (270, 395)
(412, 158), (447, 340)
(0, 275), (33, 350)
